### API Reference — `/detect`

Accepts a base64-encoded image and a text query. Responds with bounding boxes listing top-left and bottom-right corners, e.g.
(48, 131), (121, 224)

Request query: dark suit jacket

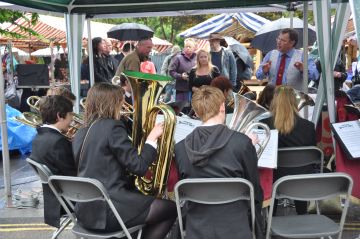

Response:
(30, 127), (76, 228)
(175, 128), (264, 239)
(72, 119), (156, 230)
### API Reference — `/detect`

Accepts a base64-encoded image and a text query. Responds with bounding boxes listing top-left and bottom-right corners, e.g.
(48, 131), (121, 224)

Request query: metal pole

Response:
(303, 2), (309, 119)
(87, 19), (95, 87)
(0, 47), (12, 207)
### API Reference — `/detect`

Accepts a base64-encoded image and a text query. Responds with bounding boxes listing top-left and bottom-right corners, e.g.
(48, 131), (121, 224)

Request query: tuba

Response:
(227, 93), (271, 158)
(119, 71), (176, 197)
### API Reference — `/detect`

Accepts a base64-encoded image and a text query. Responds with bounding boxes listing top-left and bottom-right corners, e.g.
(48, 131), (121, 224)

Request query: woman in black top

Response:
(261, 86), (316, 215)
(188, 49), (220, 91)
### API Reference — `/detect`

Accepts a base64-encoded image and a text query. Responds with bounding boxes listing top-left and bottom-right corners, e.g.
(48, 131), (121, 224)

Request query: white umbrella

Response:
(251, 17), (316, 53)
(32, 47), (65, 56)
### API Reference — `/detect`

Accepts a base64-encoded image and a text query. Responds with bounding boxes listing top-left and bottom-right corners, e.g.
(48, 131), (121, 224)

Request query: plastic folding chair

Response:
(48, 175), (143, 239)
(265, 172), (353, 239)
(174, 178), (256, 239)
(26, 158), (72, 239)
(277, 146), (324, 173)
(277, 146), (324, 208)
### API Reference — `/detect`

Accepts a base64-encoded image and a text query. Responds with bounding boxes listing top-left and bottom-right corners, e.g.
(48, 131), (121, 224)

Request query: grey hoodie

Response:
(184, 124), (234, 167)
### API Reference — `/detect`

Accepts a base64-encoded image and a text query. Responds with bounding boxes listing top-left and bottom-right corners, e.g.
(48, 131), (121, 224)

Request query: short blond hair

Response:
(184, 38), (196, 47)
(192, 86), (225, 122)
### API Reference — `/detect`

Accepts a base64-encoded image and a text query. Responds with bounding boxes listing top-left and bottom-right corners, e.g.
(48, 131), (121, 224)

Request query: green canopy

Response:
(3, 0), (315, 15)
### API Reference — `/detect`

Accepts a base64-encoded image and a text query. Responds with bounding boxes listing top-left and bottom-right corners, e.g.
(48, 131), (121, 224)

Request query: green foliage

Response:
(97, 15), (213, 46)
(0, 9), (40, 39)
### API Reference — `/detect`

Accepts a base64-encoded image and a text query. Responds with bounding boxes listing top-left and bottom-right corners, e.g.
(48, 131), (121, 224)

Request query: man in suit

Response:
(256, 28), (319, 91)
(174, 86), (264, 239)
(30, 95), (77, 228)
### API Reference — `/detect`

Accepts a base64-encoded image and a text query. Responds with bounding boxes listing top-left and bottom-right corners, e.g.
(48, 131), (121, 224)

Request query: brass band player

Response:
(260, 86), (317, 215)
(30, 95), (77, 228)
(174, 86), (264, 239)
(72, 83), (176, 237)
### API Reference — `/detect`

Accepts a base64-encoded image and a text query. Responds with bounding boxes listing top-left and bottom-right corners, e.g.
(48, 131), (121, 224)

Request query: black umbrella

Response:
(107, 23), (154, 41)
(251, 17), (316, 53)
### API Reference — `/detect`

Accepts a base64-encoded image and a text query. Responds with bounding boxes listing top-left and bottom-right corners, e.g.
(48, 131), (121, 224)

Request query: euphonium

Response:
(227, 93), (271, 158)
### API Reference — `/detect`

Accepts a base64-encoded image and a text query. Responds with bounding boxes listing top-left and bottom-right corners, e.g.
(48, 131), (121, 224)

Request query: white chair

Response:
(265, 172), (353, 239)
(174, 178), (256, 239)
(48, 175), (143, 239)
(26, 158), (72, 239)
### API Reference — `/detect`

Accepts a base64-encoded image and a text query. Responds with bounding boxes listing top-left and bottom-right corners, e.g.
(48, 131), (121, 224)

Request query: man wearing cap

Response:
(256, 28), (319, 91)
(209, 33), (237, 87)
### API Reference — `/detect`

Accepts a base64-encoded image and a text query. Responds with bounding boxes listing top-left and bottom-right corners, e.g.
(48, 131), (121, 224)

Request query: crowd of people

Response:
(26, 27), (360, 239)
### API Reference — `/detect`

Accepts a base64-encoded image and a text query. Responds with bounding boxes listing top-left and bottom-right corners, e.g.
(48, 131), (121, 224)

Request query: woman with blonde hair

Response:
(261, 86), (316, 215)
(72, 83), (176, 238)
(188, 49), (220, 92)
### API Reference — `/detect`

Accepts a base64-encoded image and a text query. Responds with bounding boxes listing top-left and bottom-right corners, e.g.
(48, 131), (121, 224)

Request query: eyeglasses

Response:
(276, 37), (289, 43)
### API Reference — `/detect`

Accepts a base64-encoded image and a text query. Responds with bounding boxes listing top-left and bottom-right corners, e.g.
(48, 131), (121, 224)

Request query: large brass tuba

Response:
(135, 104), (176, 196)
(119, 71), (176, 197)
(227, 93), (271, 158)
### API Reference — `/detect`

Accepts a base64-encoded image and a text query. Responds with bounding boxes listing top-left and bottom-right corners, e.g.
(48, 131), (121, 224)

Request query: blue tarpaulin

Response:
(0, 105), (37, 154)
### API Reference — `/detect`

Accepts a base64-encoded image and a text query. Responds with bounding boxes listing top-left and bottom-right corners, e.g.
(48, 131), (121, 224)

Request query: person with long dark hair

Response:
(72, 83), (176, 239)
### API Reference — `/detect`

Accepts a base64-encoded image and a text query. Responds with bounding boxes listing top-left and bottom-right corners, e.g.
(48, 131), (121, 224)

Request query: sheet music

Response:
(251, 129), (278, 169)
(156, 115), (202, 143)
(332, 120), (360, 158)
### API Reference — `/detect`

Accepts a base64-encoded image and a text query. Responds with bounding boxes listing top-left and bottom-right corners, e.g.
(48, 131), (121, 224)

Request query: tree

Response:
(0, 9), (39, 39)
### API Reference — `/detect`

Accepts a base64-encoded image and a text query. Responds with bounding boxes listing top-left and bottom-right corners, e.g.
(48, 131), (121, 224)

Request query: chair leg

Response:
(137, 229), (142, 239)
(51, 217), (72, 239)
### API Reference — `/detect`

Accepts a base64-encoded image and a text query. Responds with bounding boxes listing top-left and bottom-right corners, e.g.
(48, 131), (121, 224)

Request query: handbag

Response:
(352, 66), (360, 86)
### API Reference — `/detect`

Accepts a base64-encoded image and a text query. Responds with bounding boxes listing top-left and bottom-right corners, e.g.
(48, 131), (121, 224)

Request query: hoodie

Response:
(184, 124), (234, 167)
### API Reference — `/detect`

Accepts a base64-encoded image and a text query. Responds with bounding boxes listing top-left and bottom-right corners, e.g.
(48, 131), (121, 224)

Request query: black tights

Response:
(142, 198), (177, 239)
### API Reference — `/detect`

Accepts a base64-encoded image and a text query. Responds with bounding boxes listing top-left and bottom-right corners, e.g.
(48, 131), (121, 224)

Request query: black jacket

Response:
(30, 127), (76, 228)
(175, 124), (264, 239)
(72, 119), (156, 230)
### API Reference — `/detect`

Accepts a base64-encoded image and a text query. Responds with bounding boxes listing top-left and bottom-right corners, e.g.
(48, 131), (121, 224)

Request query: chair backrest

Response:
(277, 146), (324, 172)
(48, 175), (133, 238)
(266, 172), (353, 239)
(174, 178), (255, 239)
(26, 157), (53, 184)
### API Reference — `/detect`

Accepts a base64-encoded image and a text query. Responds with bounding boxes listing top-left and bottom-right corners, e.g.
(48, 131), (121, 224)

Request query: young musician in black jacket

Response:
(72, 83), (176, 238)
(30, 95), (77, 228)
(175, 86), (264, 239)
